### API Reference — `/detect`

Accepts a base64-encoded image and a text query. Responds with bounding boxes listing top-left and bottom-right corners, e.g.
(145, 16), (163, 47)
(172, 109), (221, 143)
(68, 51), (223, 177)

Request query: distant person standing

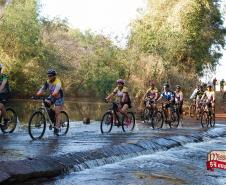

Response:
(220, 79), (225, 92)
(212, 78), (217, 91)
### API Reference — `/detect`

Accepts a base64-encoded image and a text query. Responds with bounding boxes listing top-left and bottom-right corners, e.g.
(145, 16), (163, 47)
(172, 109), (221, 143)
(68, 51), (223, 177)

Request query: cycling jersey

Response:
(161, 91), (175, 101)
(196, 90), (204, 98)
(113, 86), (128, 102)
(112, 86), (131, 108)
(202, 90), (215, 102)
(145, 87), (158, 100)
(175, 91), (183, 103)
(0, 73), (10, 93)
(40, 78), (63, 99)
(190, 88), (204, 100)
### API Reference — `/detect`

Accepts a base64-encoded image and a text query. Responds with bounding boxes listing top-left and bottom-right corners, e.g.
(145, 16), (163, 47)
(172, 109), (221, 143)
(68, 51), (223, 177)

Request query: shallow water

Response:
(8, 99), (110, 123)
(40, 137), (226, 185)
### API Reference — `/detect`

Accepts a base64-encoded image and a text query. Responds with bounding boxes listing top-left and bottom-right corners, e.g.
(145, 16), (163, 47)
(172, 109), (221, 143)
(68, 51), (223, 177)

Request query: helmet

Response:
(163, 83), (169, 88)
(116, 79), (125, 85)
(47, 69), (57, 76)
(176, 85), (181, 89)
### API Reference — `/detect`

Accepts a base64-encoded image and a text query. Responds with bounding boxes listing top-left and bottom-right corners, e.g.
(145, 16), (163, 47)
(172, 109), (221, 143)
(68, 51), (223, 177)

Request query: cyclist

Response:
(190, 84), (204, 113)
(212, 78), (217, 91)
(0, 64), (10, 129)
(220, 79), (225, 92)
(36, 69), (64, 134)
(157, 83), (175, 123)
(105, 79), (131, 124)
(201, 83), (215, 114)
(175, 85), (183, 117)
(143, 80), (158, 108)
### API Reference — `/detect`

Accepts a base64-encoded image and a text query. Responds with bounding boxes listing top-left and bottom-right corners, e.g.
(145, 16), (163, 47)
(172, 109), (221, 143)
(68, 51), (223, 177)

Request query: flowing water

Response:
(39, 136), (226, 185)
(2, 99), (226, 185)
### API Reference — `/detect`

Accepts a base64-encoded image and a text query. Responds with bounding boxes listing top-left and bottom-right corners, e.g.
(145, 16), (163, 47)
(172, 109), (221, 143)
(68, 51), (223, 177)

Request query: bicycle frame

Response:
(109, 102), (125, 125)
(36, 98), (55, 129)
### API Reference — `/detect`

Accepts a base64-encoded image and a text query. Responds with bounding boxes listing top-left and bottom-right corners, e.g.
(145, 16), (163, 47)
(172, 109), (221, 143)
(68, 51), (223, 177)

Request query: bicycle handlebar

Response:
(31, 96), (45, 101)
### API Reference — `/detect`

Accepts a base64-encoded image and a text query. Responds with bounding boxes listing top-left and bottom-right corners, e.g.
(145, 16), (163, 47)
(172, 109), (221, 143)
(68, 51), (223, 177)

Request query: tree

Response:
(129, 0), (225, 74)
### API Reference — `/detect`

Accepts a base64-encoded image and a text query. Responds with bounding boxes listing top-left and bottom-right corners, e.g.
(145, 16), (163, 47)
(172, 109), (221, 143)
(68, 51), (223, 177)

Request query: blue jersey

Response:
(161, 91), (175, 101)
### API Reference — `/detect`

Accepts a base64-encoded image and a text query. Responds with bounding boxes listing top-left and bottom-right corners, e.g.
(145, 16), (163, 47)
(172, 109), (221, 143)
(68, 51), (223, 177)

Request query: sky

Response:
(39, 0), (226, 82)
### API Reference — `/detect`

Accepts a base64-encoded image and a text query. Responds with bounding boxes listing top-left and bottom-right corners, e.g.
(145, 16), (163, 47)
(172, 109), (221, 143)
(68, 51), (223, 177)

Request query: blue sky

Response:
(39, 0), (226, 82)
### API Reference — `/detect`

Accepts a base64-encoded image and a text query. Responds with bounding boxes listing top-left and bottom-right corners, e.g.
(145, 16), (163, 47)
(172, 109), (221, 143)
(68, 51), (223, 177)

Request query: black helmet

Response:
(163, 83), (169, 88)
(47, 69), (57, 76)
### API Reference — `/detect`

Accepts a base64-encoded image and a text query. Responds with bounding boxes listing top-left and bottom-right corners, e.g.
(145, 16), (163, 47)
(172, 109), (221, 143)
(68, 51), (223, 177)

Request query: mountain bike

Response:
(195, 100), (205, 120)
(189, 99), (196, 118)
(200, 101), (215, 128)
(142, 99), (157, 125)
(0, 100), (18, 134)
(100, 102), (135, 133)
(151, 102), (179, 129)
(28, 97), (69, 140)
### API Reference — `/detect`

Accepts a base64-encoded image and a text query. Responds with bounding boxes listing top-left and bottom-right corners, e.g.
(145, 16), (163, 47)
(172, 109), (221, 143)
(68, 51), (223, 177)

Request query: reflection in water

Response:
(9, 99), (110, 123)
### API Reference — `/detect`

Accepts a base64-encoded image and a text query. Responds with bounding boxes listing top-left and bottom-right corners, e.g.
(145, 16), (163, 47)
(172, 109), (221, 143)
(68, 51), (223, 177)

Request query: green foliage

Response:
(0, 0), (224, 101)
(0, 0), (41, 59)
(129, 0), (225, 74)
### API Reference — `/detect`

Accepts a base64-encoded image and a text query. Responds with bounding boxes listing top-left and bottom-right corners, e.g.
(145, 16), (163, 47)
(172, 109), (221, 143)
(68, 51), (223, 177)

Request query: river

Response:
(40, 136), (226, 185)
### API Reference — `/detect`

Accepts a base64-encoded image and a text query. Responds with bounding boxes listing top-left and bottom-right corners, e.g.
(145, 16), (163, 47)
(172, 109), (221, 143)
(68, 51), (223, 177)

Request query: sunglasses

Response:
(48, 75), (54, 77)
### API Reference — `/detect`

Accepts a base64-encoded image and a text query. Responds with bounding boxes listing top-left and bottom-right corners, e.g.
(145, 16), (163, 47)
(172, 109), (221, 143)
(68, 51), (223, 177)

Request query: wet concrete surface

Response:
(0, 117), (225, 162)
(40, 137), (226, 185)
(0, 116), (226, 184)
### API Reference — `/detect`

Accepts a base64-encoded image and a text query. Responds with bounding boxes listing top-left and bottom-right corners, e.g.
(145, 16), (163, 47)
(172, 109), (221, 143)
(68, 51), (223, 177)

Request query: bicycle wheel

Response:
(151, 111), (163, 129)
(169, 110), (180, 128)
(196, 109), (201, 120)
(189, 104), (196, 118)
(1, 108), (18, 133)
(28, 111), (46, 140)
(142, 108), (150, 124)
(210, 113), (215, 127)
(122, 112), (135, 132)
(56, 111), (69, 136)
(100, 112), (113, 134)
(200, 111), (209, 128)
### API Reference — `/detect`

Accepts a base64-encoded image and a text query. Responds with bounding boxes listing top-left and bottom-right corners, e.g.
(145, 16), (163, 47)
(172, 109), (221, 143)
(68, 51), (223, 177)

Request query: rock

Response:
(83, 117), (90, 124)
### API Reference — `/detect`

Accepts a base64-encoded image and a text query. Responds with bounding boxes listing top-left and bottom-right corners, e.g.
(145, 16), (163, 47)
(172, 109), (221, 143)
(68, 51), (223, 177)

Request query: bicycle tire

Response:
(189, 104), (196, 118)
(1, 108), (18, 133)
(122, 112), (135, 132)
(100, 112), (113, 134)
(169, 110), (180, 128)
(201, 111), (209, 128)
(210, 113), (215, 127)
(142, 108), (150, 124)
(151, 111), (163, 129)
(55, 111), (70, 136)
(28, 111), (46, 140)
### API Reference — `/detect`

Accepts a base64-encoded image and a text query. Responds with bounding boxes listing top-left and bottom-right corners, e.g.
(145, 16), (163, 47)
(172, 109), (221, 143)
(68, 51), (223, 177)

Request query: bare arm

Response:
(0, 79), (7, 92)
(106, 92), (115, 101)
